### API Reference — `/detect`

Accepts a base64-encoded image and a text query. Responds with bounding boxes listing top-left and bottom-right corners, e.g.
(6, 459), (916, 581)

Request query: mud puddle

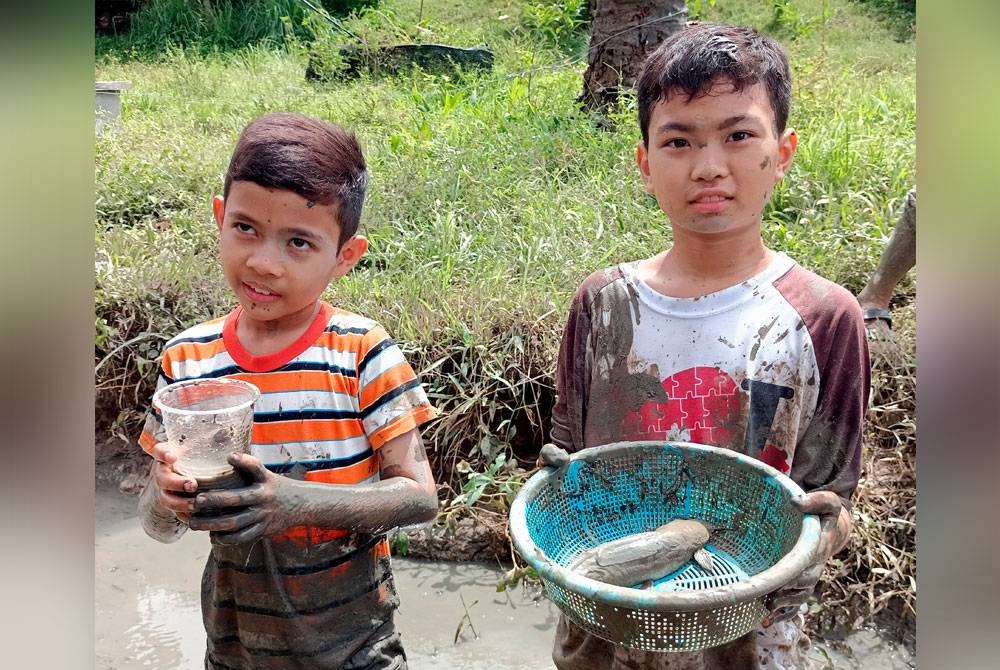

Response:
(95, 485), (913, 669)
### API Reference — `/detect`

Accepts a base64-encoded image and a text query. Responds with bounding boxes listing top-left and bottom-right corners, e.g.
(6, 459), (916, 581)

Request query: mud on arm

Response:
(189, 428), (439, 544)
(549, 279), (598, 454)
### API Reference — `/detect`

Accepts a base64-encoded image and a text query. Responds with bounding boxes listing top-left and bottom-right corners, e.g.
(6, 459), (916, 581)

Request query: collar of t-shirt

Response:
(223, 301), (333, 372)
(620, 252), (796, 318)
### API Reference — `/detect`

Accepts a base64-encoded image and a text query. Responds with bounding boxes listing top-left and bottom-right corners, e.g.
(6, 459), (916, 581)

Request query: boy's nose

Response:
(691, 147), (729, 181)
(246, 248), (283, 277)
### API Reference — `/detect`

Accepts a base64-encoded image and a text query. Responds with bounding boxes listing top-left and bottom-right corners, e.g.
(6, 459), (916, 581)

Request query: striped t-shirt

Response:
(138, 301), (436, 668)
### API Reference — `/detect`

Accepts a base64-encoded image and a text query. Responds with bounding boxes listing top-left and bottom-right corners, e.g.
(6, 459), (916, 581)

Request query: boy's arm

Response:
(766, 284), (870, 625)
(188, 428), (439, 544)
(550, 281), (595, 453)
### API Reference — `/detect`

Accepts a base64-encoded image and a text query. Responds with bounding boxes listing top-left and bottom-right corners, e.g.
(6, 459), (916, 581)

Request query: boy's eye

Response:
(235, 222), (254, 234)
(289, 238), (312, 251)
(664, 138), (689, 149)
(729, 131), (752, 142)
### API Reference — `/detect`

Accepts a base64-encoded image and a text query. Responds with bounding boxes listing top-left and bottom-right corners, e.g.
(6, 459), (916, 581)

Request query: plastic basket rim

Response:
(509, 440), (823, 613)
(152, 378), (261, 416)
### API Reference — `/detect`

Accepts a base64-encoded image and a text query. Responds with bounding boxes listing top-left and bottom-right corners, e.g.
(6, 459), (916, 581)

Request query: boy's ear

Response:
(212, 195), (226, 230)
(636, 141), (655, 194)
(331, 235), (369, 278)
(774, 128), (798, 180)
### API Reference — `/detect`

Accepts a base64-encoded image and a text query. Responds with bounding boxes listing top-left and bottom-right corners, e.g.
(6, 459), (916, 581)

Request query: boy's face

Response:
(213, 181), (367, 331)
(637, 80), (797, 238)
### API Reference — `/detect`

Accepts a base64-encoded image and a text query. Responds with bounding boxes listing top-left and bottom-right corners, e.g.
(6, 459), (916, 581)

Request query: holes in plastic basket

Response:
(521, 444), (805, 650)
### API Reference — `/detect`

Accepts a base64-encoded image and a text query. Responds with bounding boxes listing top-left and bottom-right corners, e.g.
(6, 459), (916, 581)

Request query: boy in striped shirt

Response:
(137, 112), (438, 669)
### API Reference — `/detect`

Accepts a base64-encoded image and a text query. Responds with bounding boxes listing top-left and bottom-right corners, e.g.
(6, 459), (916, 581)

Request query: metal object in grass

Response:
(509, 441), (822, 652)
(96, 80), (131, 133)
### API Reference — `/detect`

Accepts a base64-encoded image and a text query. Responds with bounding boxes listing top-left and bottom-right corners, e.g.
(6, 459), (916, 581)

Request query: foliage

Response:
(96, 0), (379, 56)
(850, 0), (915, 41)
(768, 0), (827, 38)
(520, 0), (589, 52)
(687, 0), (718, 21)
(317, 0), (380, 15)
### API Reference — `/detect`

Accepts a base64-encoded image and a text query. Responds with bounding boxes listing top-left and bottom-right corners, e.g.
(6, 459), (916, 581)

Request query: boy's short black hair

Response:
(637, 23), (792, 145)
(224, 112), (367, 246)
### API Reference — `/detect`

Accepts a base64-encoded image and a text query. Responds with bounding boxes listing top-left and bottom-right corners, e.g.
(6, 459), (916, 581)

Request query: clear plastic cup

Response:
(152, 378), (260, 488)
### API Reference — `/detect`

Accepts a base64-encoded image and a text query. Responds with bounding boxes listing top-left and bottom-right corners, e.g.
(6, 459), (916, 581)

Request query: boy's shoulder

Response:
(573, 264), (631, 305)
(323, 304), (384, 336)
(774, 261), (864, 327)
(162, 304), (390, 348)
(164, 313), (228, 349)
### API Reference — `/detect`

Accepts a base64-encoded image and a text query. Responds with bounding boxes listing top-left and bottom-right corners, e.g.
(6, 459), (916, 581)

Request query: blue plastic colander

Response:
(508, 441), (822, 652)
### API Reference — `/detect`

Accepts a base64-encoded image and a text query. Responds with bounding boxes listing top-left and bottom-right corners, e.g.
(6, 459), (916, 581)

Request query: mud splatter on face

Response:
(759, 156), (771, 170)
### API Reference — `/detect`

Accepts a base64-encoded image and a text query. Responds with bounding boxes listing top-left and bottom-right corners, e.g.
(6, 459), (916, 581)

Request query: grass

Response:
(95, 0), (916, 644)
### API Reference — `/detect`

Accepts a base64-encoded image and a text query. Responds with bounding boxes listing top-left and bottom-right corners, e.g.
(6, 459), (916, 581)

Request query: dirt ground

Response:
(95, 483), (913, 669)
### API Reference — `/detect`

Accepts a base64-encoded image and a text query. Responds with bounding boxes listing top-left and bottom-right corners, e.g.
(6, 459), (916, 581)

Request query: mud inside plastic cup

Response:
(152, 379), (260, 483)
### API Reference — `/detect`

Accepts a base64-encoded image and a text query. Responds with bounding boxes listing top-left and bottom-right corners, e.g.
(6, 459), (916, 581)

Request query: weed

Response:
(521, 0), (588, 52)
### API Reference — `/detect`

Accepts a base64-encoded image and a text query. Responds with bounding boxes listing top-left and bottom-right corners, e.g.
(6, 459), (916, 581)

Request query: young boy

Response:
(544, 23), (868, 669)
(136, 112), (439, 670)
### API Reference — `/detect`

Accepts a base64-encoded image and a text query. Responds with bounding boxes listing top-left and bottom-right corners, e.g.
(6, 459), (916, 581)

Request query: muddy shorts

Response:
(343, 619), (408, 670)
(205, 619), (408, 670)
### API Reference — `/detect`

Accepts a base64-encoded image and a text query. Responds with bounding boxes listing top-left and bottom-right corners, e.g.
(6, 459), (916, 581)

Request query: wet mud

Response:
(96, 484), (913, 669)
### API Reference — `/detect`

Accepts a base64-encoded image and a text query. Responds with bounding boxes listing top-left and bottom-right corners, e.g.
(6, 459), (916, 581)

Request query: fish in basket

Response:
(509, 441), (822, 652)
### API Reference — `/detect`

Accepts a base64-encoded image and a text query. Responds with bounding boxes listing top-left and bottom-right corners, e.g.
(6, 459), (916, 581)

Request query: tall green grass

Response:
(96, 0), (381, 57)
(96, 0), (914, 453)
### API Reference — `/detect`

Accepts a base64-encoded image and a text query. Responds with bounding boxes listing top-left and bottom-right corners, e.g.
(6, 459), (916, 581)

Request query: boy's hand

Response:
(762, 491), (849, 627)
(188, 452), (292, 544)
(535, 443), (570, 469)
(149, 441), (198, 524)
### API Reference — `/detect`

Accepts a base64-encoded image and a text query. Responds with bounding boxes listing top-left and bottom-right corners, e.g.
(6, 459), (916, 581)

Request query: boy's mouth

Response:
(243, 282), (280, 302)
(689, 194), (732, 214)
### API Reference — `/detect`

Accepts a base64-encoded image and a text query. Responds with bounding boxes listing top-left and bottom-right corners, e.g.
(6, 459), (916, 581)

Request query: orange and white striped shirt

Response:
(139, 301), (437, 541)
(139, 301), (435, 668)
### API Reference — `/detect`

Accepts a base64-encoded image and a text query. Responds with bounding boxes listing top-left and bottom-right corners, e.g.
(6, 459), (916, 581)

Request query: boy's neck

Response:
(235, 300), (323, 357)
(637, 228), (773, 299)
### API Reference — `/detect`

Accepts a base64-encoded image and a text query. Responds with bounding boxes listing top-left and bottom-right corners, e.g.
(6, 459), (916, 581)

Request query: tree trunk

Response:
(580, 0), (688, 113)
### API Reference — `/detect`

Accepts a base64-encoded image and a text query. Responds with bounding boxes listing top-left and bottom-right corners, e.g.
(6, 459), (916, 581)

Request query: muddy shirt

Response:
(139, 302), (436, 669)
(549, 253), (869, 670)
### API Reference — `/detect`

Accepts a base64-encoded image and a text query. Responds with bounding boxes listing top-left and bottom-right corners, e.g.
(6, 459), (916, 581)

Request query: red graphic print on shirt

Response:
(622, 366), (743, 447)
(621, 365), (793, 472)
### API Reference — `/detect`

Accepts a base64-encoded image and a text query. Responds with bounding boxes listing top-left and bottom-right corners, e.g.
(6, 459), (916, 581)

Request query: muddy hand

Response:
(189, 453), (293, 544)
(761, 560), (823, 626)
(763, 491), (845, 627)
(794, 490), (846, 560)
(536, 443), (570, 470)
(149, 441), (198, 523)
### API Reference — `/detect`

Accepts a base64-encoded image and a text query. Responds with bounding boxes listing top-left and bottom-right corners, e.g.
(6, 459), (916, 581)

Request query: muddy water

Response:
(95, 485), (913, 669)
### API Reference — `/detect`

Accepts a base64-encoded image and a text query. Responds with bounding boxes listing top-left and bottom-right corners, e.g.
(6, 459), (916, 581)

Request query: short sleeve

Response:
(356, 325), (437, 449)
(136, 354), (176, 454)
